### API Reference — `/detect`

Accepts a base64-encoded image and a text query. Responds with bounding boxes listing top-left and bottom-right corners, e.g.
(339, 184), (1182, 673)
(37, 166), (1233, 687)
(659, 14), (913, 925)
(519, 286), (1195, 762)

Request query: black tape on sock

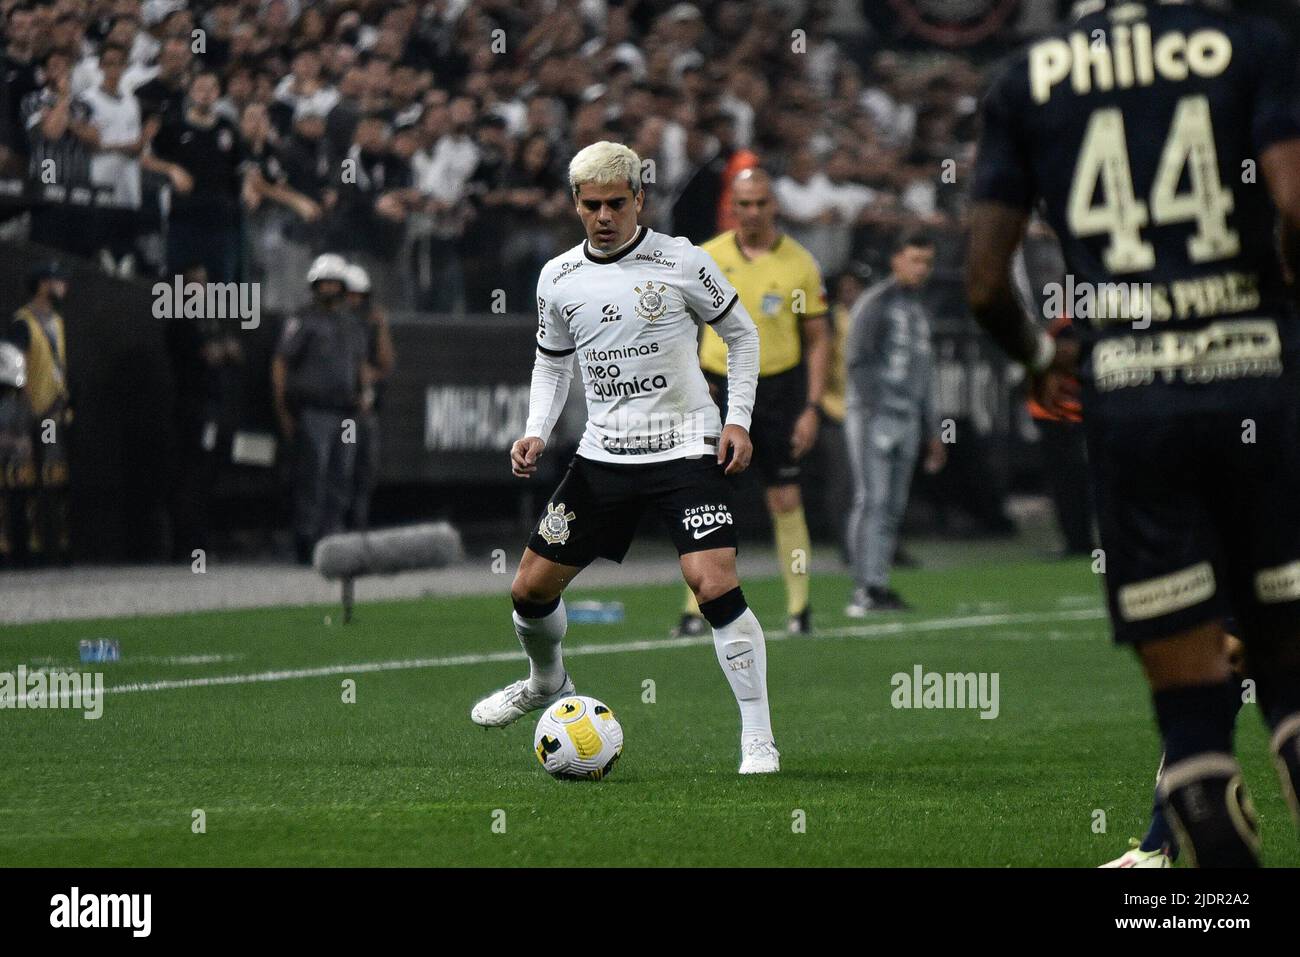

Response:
(699, 587), (747, 629)
(513, 594), (561, 620)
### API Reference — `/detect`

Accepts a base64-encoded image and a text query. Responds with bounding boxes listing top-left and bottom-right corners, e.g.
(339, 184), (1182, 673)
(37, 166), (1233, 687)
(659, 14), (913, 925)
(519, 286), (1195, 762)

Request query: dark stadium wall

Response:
(0, 240), (176, 562)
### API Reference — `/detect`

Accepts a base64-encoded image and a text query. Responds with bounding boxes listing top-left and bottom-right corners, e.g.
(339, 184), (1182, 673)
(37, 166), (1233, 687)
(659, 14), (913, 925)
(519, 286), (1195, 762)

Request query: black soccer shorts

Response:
(1085, 365), (1300, 645)
(706, 365), (806, 486)
(526, 454), (738, 567)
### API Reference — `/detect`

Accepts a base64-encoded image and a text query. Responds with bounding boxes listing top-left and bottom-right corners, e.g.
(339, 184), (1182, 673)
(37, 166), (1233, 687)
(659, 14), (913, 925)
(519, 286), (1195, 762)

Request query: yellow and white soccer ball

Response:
(533, 695), (624, 781)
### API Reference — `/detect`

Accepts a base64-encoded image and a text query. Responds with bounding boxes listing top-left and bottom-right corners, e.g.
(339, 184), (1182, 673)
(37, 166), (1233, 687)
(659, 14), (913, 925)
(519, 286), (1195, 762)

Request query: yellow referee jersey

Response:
(698, 231), (828, 378)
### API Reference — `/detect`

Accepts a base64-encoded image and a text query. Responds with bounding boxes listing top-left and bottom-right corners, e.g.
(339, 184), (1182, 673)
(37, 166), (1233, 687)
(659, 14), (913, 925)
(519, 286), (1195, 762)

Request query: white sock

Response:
(711, 607), (772, 745)
(513, 599), (567, 693)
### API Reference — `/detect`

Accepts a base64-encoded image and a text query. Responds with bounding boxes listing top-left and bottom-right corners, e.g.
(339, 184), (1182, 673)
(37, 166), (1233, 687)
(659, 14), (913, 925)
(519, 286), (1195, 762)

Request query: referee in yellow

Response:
(673, 168), (830, 637)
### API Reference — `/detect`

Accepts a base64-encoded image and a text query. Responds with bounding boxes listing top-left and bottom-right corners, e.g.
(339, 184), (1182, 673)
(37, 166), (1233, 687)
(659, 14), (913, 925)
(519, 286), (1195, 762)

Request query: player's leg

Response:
(766, 482), (812, 634)
(1138, 621), (1259, 867)
(761, 368), (813, 632)
(472, 457), (632, 727)
(1253, 639), (1300, 832)
(470, 547), (583, 727)
(1102, 630), (1247, 868)
(658, 454), (777, 772)
(510, 547), (582, 694)
(680, 546), (778, 773)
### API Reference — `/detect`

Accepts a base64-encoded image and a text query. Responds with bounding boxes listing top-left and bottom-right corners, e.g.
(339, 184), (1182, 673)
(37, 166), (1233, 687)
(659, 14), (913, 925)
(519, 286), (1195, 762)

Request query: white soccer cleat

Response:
(471, 673), (575, 728)
(1099, 838), (1172, 868)
(739, 739), (781, 775)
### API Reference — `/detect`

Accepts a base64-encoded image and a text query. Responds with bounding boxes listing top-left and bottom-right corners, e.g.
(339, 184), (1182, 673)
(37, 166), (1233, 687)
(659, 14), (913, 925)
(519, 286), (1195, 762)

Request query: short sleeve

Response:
(681, 245), (738, 325)
(276, 315), (308, 363)
(534, 276), (575, 357)
(799, 256), (829, 320)
(1249, 19), (1300, 154)
(971, 62), (1036, 210)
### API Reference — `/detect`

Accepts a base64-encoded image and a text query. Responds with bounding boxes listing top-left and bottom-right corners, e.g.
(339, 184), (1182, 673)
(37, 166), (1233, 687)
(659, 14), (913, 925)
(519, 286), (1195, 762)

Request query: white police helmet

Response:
(342, 263), (371, 295)
(0, 342), (26, 390)
(306, 253), (350, 285)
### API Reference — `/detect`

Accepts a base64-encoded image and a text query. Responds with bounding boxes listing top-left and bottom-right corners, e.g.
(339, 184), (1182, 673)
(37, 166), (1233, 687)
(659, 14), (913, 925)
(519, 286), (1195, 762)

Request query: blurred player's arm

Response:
(965, 59), (1074, 389)
(370, 309), (395, 381)
(685, 245), (757, 474)
(140, 148), (193, 194)
(965, 203), (1045, 366)
(710, 299), (758, 475)
(793, 265), (830, 459)
(272, 317), (308, 439)
(270, 354), (293, 438)
(1250, 20), (1300, 287)
(247, 167), (322, 221)
(515, 281), (576, 478)
(1262, 142), (1300, 286)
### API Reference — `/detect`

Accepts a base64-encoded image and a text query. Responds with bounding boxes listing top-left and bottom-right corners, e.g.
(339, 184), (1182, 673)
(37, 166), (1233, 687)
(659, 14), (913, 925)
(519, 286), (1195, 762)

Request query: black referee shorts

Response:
(527, 454), (738, 567)
(706, 365), (806, 487)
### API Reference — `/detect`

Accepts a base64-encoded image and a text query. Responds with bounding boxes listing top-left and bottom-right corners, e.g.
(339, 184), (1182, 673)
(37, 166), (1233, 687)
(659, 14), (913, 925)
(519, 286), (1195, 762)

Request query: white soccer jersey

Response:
(78, 85), (142, 209)
(530, 225), (758, 465)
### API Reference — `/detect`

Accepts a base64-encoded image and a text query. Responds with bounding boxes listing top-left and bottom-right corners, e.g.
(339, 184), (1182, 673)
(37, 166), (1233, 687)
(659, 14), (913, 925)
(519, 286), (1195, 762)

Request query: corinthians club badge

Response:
(539, 502), (576, 545)
(634, 282), (669, 322)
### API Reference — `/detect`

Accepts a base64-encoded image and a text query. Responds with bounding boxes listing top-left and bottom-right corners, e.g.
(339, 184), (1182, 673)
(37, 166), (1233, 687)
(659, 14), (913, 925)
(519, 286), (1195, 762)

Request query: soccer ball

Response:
(533, 695), (624, 781)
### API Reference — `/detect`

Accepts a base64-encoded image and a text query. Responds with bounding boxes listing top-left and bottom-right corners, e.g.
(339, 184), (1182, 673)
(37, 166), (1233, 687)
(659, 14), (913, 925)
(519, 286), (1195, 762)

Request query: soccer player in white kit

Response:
(470, 141), (779, 774)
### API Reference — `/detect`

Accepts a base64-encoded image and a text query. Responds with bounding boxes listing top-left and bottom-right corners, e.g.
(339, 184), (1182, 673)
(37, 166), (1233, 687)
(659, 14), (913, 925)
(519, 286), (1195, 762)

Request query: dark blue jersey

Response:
(973, 0), (1300, 397)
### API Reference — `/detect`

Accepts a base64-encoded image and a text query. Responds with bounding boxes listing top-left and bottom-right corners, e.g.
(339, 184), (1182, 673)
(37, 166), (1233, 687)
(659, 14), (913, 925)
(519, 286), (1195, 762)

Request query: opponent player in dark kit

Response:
(966, 0), (1300, 866)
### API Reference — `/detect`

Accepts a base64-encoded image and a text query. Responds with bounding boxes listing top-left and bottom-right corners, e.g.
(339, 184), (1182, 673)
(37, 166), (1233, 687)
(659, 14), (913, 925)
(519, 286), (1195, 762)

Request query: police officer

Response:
(6, 261), (73, 565)
(271, 253), (369, 563)
(844, 233), (947, 614)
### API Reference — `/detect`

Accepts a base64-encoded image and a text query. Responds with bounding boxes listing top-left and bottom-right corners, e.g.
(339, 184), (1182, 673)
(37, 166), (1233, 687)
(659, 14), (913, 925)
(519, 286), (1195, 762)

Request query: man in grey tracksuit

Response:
(843, 233), (946, 614)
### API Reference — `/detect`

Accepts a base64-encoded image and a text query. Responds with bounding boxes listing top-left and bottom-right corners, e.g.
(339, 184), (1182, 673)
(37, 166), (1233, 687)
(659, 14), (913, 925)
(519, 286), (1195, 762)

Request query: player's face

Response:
(574, 181), (643, 251)
(892, 246), (934, 288)
(732, 179), (776, 238)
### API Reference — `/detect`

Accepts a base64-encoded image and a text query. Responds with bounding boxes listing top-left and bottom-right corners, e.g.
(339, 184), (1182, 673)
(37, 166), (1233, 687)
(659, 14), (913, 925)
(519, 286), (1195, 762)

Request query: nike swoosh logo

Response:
(562, 303), (584, 319)
(726, 650), (749, 660)
(692, 525), (726, 540)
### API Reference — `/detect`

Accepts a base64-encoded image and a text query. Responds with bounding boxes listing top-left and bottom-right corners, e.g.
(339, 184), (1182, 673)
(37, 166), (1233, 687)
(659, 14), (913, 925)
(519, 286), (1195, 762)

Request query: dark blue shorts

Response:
(1085, 365), (1300, 645)
(527, 454), (738, 567)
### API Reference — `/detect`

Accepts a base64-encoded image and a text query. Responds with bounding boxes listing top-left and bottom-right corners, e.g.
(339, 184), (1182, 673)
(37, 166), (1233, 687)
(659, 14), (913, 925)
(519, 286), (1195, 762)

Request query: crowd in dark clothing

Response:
(0, 0), (985, 315)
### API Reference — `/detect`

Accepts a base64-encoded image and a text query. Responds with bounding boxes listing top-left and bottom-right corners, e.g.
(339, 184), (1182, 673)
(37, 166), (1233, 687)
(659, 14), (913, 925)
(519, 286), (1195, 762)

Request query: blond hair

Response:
(568, 140), (642, 197)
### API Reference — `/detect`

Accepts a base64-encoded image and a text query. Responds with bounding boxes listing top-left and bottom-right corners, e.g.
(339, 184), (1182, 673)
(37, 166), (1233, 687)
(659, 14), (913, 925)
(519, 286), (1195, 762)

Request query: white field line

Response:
(14, 607), (1106, 706)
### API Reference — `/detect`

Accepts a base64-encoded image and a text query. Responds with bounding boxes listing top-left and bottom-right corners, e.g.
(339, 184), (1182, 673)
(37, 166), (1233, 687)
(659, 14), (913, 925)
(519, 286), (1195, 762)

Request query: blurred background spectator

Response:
(0, 0), (1007, 307)
(0, 0), (1222, 564)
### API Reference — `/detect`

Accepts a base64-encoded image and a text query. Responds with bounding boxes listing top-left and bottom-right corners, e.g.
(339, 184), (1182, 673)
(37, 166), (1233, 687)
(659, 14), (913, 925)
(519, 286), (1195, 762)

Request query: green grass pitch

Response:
(2, 557), (1297, 867)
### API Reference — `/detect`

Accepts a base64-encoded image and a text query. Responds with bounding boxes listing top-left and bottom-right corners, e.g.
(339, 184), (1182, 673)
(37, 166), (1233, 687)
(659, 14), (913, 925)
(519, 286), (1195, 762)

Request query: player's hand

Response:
(790, 406), (819, 460)
(718, 424), (752, 476)
(923, 437), (947, 474)
(1028, 338), (1081, 418)
(511, 436), (545, 478)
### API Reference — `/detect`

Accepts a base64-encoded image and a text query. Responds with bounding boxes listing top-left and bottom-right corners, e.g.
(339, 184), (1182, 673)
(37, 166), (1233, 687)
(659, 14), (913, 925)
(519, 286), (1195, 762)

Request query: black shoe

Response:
(787, 607), (813, 635)
(670, 613), (709, 638)
(893, 546), (920, 569)
(868, 586), (911, 611)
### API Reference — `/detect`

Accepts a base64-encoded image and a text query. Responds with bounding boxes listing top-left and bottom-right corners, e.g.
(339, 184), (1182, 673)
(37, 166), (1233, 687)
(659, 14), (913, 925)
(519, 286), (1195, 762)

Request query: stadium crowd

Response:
(0, 0), (984, 315)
